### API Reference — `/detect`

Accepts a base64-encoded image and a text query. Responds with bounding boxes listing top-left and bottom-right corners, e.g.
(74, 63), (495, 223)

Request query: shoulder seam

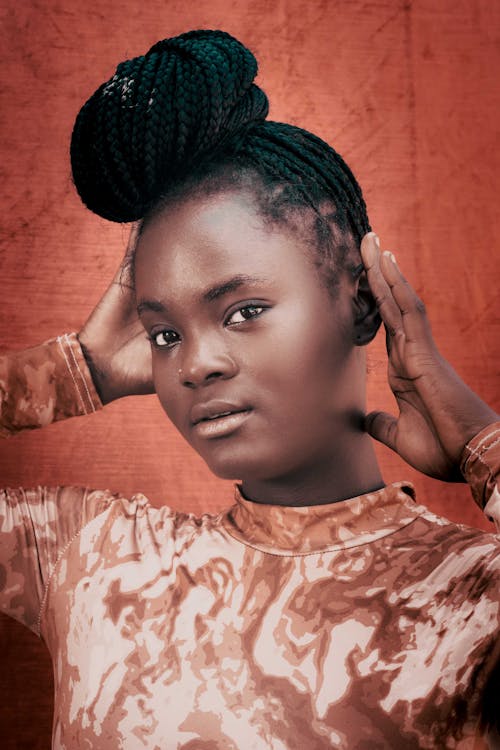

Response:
(36, 488), (117, 637)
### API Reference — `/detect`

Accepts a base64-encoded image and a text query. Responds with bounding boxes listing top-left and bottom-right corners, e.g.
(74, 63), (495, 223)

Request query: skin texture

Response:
(133, 190), (383, 505)
(361, 240), (499, 478)
(78, 188), (498, 505)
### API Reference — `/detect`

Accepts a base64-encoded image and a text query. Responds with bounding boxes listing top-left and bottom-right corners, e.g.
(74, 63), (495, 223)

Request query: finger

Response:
(385, 324), (392, 355)
(360, 233), (403, 338)
(125, 222), (141, 256)
(379, 251), (434, 347)
(116, 223), (141, 289)
(364, 410), (398, 452)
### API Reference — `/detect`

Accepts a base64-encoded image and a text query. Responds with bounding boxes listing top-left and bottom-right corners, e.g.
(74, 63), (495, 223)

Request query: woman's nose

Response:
(179, 336), (238, 388)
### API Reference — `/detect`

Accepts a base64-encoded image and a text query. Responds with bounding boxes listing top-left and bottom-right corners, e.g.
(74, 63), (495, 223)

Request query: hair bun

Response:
(70, 30), (269, 222)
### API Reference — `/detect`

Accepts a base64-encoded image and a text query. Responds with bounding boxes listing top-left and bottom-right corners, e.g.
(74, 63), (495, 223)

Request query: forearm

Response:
(0, 333), (102, 437)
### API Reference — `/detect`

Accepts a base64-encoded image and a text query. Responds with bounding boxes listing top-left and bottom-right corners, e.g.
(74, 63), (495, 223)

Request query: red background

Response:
(1, 0), (499, 745)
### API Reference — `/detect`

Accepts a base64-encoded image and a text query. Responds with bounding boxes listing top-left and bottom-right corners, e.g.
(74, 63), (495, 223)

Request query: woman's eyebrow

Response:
(137, 274), (269, 316)
(137, 298), (167, 315)
(202, 274), (268, 303)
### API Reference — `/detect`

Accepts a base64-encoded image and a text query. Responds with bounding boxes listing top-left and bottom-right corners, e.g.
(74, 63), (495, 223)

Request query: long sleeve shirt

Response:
(1, 334), (499, 749)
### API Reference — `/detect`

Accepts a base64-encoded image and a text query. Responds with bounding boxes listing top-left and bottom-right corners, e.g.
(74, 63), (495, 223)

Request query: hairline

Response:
(125, 168), (359, 298)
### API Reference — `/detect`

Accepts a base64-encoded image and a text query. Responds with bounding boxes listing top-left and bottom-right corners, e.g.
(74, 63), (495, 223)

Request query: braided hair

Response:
(71, 30), (370, 289)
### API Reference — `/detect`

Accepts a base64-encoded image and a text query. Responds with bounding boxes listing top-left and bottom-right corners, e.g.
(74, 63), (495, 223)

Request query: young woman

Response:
(1, 30), (499, 749)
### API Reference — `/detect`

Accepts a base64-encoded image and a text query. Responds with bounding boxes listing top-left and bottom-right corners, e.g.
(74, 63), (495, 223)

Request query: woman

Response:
(1, 30), (498, 749)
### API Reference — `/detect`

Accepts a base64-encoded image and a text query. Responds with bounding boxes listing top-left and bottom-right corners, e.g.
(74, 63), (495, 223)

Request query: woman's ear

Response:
(352, 271), (382, 345)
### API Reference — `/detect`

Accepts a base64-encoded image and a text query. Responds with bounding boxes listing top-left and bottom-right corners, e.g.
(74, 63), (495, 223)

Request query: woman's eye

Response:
(227, 305), (265, 325)
(150, 330), (179, 348)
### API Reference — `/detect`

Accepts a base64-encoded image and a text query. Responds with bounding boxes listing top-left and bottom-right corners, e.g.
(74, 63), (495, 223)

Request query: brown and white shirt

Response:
(1, 334), (499, 749)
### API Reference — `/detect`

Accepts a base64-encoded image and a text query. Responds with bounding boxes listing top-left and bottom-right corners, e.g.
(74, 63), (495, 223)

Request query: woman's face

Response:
(134, 189), (364, 484)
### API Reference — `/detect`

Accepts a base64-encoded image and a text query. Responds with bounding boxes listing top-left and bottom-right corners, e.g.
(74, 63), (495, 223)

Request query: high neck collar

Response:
(221, 482), (419, 555)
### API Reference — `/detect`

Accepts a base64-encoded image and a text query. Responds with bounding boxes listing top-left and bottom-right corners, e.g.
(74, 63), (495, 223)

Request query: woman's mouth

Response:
(192, 409), (253, 439)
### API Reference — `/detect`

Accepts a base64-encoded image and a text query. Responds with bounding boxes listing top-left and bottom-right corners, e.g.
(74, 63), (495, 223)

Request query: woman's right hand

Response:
(78, 224), (154, 404)
(361, 232), (498, 481)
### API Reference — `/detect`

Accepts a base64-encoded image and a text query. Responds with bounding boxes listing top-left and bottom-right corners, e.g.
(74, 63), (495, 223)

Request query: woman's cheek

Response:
(153, 361), (181, 420)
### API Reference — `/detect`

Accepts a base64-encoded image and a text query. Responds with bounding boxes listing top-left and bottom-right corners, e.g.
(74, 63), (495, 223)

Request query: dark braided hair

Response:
(71, 30), (371, 289)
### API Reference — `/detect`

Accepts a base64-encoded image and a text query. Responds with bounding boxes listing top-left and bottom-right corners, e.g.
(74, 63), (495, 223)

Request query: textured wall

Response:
(1, 0), (499, 745)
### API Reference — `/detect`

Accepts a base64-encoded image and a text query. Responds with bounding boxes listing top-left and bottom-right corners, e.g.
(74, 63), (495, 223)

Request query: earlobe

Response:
(352, 272), (382, 345)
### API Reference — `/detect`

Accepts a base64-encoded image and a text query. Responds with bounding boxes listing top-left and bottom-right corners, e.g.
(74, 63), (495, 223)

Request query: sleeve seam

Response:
(465, 436), (500, 470)
(471, 427), (500, 453)
(57, 335), (89, 415)
(65, 334), (97, 414)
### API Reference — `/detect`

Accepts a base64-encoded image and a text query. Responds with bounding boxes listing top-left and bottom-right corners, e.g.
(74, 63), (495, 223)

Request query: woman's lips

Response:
(192, 409), (253, 439)
(190, 399), (250, 425)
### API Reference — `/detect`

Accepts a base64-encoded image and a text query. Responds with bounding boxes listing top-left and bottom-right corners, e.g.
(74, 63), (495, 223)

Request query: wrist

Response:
(426, 358), (499, 465)
(77, 333), (114, 405)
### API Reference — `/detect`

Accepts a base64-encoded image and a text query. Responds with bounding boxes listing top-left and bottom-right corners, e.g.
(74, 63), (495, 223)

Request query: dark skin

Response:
(78, 188), (498, 506)
(134, 191), (382, 505)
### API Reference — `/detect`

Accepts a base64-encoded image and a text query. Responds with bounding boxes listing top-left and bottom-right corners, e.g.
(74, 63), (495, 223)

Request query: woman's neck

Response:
(240, 431), (384, 507)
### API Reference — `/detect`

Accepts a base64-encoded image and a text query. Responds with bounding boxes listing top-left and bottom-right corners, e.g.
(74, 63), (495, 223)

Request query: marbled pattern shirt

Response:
(1, 334), (499, 749)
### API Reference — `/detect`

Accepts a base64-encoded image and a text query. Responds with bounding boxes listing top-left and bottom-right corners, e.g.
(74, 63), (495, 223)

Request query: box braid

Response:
(71, 29), (370, 288)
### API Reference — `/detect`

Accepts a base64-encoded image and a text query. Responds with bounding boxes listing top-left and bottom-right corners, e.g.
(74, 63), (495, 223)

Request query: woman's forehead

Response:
(134, 190), (316, 289)
(139, 189), (276, 245)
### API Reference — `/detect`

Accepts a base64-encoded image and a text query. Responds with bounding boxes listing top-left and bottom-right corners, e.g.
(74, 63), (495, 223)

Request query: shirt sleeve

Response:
(460, 422), (500, 529)
(0, 335), (105, 633)
(0, 332), (102, 438)
(0, 485), (119, 635)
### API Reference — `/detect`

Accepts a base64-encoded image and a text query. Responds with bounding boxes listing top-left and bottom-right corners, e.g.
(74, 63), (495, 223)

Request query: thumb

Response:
(365, 411), (398, 452)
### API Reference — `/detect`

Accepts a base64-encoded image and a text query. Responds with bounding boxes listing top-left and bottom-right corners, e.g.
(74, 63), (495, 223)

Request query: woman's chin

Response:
(203, 453), (255, 481)
(200, 445), (305, 485)
(198, 445), (274, 483)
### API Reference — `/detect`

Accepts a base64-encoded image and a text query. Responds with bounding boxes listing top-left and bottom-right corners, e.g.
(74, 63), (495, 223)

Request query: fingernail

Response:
(388, 252), (397, 265)
(373, 234), (380, 248)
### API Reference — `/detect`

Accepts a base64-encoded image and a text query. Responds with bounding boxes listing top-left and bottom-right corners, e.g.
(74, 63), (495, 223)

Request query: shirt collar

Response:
(222, 481), (420, 555)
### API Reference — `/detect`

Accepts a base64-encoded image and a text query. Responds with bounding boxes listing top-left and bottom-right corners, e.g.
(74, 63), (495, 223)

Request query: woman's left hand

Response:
(361, 232), (498, 481)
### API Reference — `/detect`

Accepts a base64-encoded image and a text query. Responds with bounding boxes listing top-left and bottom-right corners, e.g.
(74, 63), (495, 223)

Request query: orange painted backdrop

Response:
(1, 0), (499, 745)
